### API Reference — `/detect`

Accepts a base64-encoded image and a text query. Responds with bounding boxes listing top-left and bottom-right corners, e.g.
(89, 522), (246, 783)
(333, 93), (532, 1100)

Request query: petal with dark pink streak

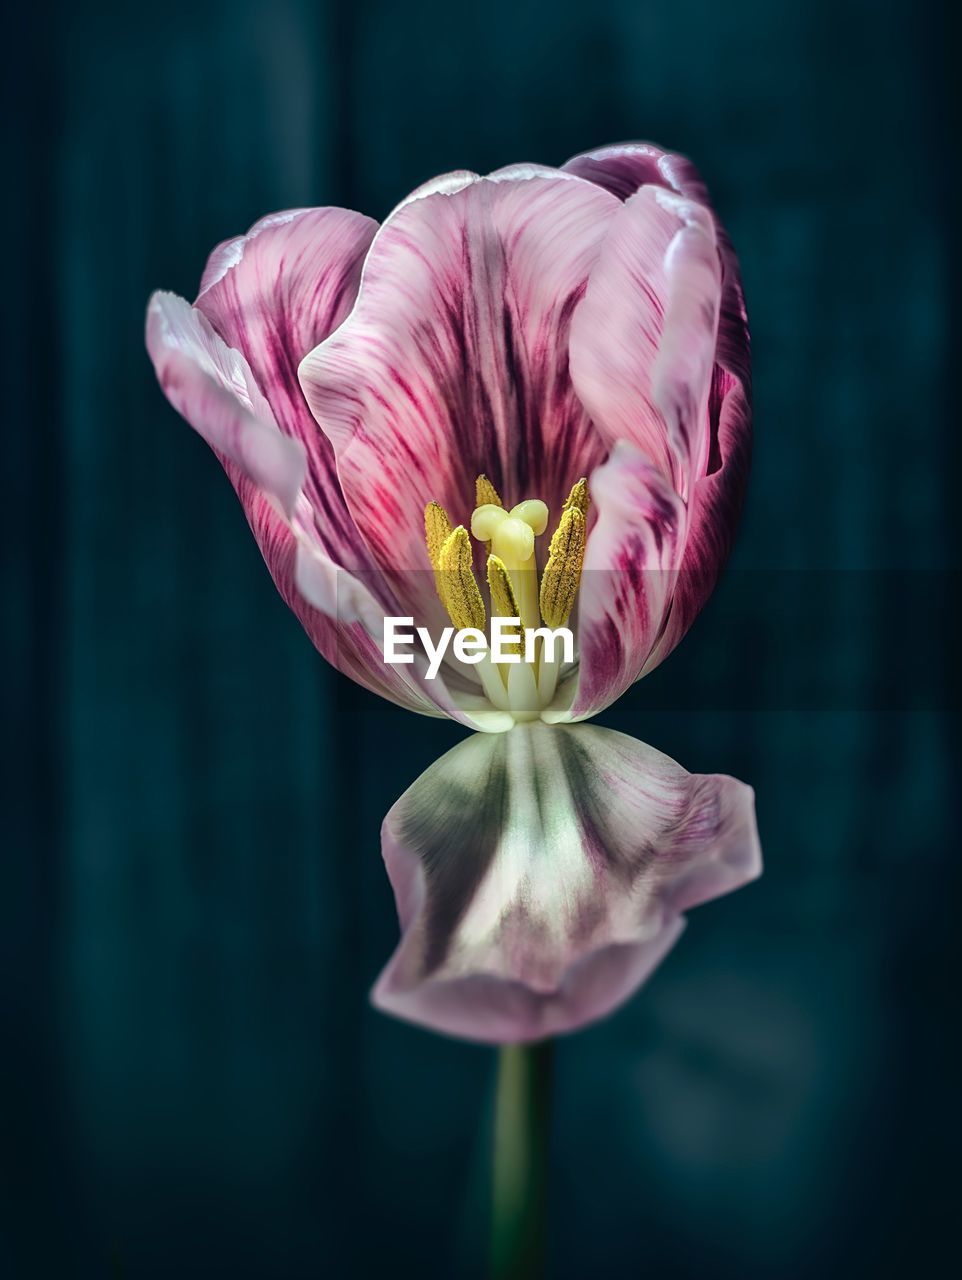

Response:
(195, 206), (379, 571)
(564, 143), (749, 383)
(643, 368), (752, 674)
(146, 291), (478, 724)
(570, 185), (721, 501)
(298, 169), (618, 625)
(544, 442), (687, 724)
(372, 721), (761, 1044)
(565, 143), (752, 666)
(147, 291), (306, 516)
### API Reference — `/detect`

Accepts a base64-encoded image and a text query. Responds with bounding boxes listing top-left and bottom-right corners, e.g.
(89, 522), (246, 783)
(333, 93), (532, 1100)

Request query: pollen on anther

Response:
(539, 506), (586, 628)
(487, 555), (525, 655)
(563, 478), (589, 516)
(475, 474), (503, 509)
(437, 526), (486, 631)
(425, 501), (453, 593)
(425, 502), (452, 568)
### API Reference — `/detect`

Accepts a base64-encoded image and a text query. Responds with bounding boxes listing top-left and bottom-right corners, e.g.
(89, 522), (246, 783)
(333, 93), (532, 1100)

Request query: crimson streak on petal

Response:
(195, 207), (379, 571)
(564, 143), (752, 671)
(298, 170), (619, 628)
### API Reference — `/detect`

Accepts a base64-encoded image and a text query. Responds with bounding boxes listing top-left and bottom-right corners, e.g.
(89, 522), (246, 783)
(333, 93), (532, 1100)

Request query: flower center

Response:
(424, 475), (588, 722)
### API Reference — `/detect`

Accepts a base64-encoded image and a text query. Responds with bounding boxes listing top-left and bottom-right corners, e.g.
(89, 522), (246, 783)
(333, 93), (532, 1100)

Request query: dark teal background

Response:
(3, 1), (958, 1277)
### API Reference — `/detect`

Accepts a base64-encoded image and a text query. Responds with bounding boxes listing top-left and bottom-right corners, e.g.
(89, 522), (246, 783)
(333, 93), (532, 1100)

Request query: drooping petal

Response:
(146, 291), (482, 725)
(298, 169), (619, 626)
(372, 721), (760, 1044)
(544, 442), (688, 724)
(565, 143), (752, 668)
(194, 206), (379, 570)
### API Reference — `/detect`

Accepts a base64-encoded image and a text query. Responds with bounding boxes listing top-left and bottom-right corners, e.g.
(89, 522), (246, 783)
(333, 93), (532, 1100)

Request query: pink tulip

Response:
(146, 142), (761, 1044)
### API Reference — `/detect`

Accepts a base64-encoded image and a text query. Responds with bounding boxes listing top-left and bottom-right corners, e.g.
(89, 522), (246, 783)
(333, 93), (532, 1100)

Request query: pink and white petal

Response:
(388, 170), (478, 209)
(542, 442), (686, 724)
(147, 291), (471, 722)
(290, 542), (511, 731)
(566, 142), (752, 670)
(563, 142), (681, 203)
(569, 185), (721, 500)
(642, 369), (752, 674)
(195, 206), (379, 570)
(242, 484), (452, 716)
(147, 291), (306, 516)
(298, 170), (618, 624)
(564, 141), (750, 403)
(372, 722), (761, 1044)
(261, 490), (501, 726)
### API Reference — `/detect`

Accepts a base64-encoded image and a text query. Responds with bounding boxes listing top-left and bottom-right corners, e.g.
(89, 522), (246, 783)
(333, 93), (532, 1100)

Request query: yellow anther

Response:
(475, 474), (503, 509)
(424, 500), (452, 580)
(510, 499), (549, 536)
(563, 478), (589, 516)
(539, 507), (586, 627)
(425, 501), (454, 598)
(437, 526), (486, 631)
(487, 555), (525, 655)
(471, 503), (508, 543)
(491, 516), (535, 567)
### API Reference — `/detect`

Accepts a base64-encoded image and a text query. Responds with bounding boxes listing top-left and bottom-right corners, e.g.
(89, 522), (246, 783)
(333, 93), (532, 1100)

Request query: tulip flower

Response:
(146, 142), (761, 1048)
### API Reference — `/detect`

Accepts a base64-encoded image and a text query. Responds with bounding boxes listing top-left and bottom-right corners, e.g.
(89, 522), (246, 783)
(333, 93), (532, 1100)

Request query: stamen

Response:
(506, 661), (541, 720)
(539, 506), (586, 627)
(563, 477), (589, 516)
(422, 478), (587, 721)
(424, 501), (453, 592)
(475, 474), (503, 509)
(437, 526), (486, 631)
(487, 555), (525, 657)
(537, 644), (561, 705)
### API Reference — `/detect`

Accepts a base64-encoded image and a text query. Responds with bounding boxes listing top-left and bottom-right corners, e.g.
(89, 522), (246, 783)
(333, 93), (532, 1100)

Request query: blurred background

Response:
(2, 1), (958, 1276)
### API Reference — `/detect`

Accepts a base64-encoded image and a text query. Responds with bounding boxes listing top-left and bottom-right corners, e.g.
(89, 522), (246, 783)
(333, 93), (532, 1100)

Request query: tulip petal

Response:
(543, 441), (688, 723)
(147, 291), (307, 514)
(194, 207), (379, 571)
(565, 143), (752, 668)
(563, 143), (743, 341)
(564, 143), (749, 386)
(298, 169), (619, 626)
(570, 185), (721, 501)
(146, 291), (478, 724)
(372, 721), (760, 1043)
(644, 367), (752, 673)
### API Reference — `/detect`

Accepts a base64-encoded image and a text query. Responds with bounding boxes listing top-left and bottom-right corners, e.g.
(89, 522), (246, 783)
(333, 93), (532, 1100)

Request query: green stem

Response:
(490, 1040), (554, 1280)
